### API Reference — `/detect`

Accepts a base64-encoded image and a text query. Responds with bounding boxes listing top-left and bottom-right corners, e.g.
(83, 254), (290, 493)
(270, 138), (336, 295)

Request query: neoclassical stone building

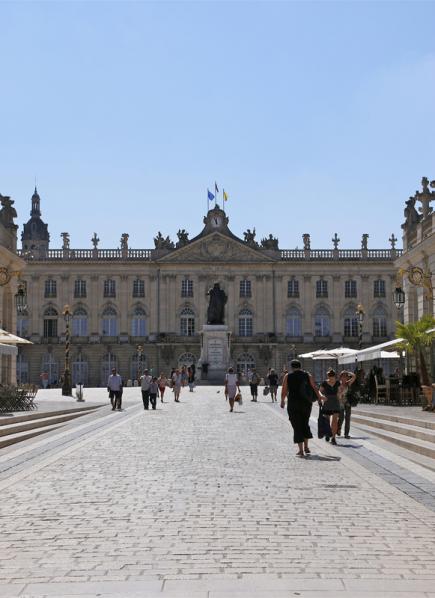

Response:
(17, 189), (402, 385)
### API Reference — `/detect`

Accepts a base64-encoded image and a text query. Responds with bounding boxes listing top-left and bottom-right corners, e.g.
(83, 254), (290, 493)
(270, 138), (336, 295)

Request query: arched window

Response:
(131, 307), (147, 337)
(178, 352), (197, 367)
(373, 306), (387, 337)
(180, 307), (195, 336)
(42, 352), (59, 385)
(236, 353), (256, 376)
(343, 307), (358, 337)
(286, 307), (302, 337)
(72, 307), (88, 337)
(43, 307), (58, 338)
(17, 353), (29, 384)
(314, 306), (330, 337)
(72, 354), (88, 385)
(101, 307), (118, 337)
(101, 352), (117, 385)
(17, 309), (29, 338)
(238, 308), (253, 337)
(131, 352), (147, 381)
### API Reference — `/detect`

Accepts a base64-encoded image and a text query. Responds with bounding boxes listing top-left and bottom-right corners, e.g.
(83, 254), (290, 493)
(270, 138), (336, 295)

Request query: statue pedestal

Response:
(198, 325), (231, 383)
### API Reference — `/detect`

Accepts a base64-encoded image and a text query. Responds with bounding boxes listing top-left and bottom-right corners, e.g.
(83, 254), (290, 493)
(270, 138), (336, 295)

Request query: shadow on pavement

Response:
(305, 455), (341, 462)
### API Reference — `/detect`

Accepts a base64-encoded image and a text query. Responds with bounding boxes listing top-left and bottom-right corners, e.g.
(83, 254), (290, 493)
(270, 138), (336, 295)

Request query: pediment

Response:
(157, 232), (277, 263)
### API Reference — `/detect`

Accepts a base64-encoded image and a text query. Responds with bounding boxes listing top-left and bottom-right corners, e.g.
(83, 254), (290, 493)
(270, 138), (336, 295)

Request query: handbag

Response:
(299, 378), (317, 403)
(263, 386), (270, 396)
(317, 406), (332, 439)
(235, 392), (243, 405)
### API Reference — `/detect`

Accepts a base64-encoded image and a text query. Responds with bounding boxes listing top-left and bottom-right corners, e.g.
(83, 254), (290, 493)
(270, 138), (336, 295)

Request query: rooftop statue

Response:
(361, 234), (369, 250)
(302, 233), (311, 250)
(243, 228), (258, 247)
(176, 229), (189, 248)
(154, 231), (174, 250)
(61, 232), (70, 250)
(120, 233), (129, 250)
(261, 234), (279, 250)
(402, 195), (420, 229)
(207, 282), (227, 325)
(0, 195), (18, 229)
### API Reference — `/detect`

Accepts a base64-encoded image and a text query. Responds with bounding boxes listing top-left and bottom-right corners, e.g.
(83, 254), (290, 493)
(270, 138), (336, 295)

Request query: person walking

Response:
(158, 373), (167, 403)
(107, 367), (123, 411)
(187, 365), (195, 392)
(225, 367), (241, 412)
(149, 376), (159, 410)
(319, 369), (341, 445)
(250, 368), (260, 402)
(281, 360), (322, 456)
(140, 368), (153, 410)
(172, 368), (182, 402)
(267, 368), (279, 402)
(338, 370), (356, 438)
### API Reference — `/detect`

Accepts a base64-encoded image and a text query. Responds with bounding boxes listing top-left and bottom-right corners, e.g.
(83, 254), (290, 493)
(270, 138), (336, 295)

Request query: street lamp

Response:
(15, 281), (27, 314)
(62, 305), (72, 396)
(136, 344), (144, 381)
(355, 304), (365, 351)
(393, 285), (406, 310)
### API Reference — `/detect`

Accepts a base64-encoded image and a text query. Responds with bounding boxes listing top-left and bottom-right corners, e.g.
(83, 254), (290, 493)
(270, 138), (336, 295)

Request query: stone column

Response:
(119, 274), (129, 335)
(224, 275), (235, 333)
(89, 275), (99, 335)
(303, 275), (313, 342)
(332, 275), (341, 343)
(255, 274), (264, 334)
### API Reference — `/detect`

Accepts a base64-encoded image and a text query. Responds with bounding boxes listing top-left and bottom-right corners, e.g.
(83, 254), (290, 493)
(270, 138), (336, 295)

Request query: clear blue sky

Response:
(1, 0), (434, 250)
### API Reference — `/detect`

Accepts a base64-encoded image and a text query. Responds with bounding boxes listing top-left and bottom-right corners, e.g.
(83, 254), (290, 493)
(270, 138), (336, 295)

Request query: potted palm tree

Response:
(396, 315), (435, 410)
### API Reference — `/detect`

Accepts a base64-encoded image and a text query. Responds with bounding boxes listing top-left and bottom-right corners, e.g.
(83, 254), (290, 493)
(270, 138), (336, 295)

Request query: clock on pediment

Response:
(203, 205), (229, 233)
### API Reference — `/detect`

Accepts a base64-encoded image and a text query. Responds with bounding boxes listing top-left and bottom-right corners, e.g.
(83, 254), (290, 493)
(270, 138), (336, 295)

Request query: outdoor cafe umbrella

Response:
(0, 328), (32, 344)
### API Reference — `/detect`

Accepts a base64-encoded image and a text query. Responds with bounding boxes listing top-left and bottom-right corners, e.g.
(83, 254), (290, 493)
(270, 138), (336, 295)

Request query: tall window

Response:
(131, 307), (147, 336)
(286, 307), (302, 337)
(314, 307), (330, 337)
(72, 354), (88, 385)
(345, 280), (357, 298)
(72, 307), (88, 336)
(287, 278), (299, 298)
(74, 279), (87, 298)
(17, 311), (29, 337)
(236, 353), (255, 376)
(104, 279), (116, 297)
(17, 354), (29, 384)
(343, 307), (358, 337)
(42, 353), (58, 385)
(316, 279), (328, 298)
(44, 279), (57, 298)
(374, 279), (386, 298)
(373, 306), (387, 337)
(180, 308), (195, 336)
(133, 279), (145, 297)
(238, 308), (253, 337)
(240, 279), (252, 298)
(101, 352), (117, 386)
(101, 306), (118, 336)
(43, 307), (58, 338)
(181, 279), (193, 298)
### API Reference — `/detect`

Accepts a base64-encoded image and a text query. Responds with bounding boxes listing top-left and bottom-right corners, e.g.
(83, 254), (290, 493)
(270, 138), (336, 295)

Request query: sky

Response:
(1, 0), (435, 251)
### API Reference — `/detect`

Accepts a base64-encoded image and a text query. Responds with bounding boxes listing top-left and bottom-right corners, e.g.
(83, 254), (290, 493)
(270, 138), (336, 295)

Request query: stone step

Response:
(0, 404), (101, 427)
(352, 414), (435, 444)
(351, 421), (435, 460)
(352, 408), (435, 431)
(0, 423), (65, 449)
(0, 408), (101, 438)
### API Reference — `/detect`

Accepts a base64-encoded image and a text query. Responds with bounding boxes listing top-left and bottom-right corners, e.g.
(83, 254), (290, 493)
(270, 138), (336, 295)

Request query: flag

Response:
(223, 189), (228, 202)
(215, 181), (219, 194)
(207, 189), (215, 202)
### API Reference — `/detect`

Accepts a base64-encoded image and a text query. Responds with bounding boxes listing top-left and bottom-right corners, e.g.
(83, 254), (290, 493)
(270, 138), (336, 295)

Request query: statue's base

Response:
(198, 325), (231, 383)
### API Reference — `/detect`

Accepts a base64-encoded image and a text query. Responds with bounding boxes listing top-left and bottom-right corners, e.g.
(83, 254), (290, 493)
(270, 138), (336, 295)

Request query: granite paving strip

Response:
(1, 387), (435, 597)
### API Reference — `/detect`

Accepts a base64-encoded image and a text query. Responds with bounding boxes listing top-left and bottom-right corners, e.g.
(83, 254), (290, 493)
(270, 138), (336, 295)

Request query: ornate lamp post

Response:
(136, 344), (144, 381)
(62, 305), (72, 396)
(15, 281), (27, 314)
(356, 304), (365, 351)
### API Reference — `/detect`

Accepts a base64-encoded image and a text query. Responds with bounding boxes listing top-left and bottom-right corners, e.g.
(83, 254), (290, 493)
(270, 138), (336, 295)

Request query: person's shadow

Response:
(305, 454), (341, 462)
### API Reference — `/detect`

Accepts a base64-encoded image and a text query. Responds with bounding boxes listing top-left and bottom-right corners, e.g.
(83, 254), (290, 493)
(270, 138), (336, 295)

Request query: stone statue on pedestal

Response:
(207, 283), (227, 325)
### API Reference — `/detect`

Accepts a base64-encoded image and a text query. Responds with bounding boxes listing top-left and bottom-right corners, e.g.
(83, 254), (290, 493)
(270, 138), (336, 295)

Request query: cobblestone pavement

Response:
(1, 387), (435, 597)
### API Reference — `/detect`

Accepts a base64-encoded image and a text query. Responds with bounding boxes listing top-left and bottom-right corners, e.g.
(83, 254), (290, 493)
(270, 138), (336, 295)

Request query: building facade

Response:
(0, 193), (26, 383)
(17, 191), (402, 385)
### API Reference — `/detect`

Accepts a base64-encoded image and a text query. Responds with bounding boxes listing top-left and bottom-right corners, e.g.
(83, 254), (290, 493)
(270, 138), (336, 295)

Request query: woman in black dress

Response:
(319, 369), (341, 445)
(281, 359), (323, 457)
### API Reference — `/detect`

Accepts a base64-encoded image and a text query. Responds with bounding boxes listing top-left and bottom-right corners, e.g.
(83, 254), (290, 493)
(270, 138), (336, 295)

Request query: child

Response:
(149, 377), (159, 410)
